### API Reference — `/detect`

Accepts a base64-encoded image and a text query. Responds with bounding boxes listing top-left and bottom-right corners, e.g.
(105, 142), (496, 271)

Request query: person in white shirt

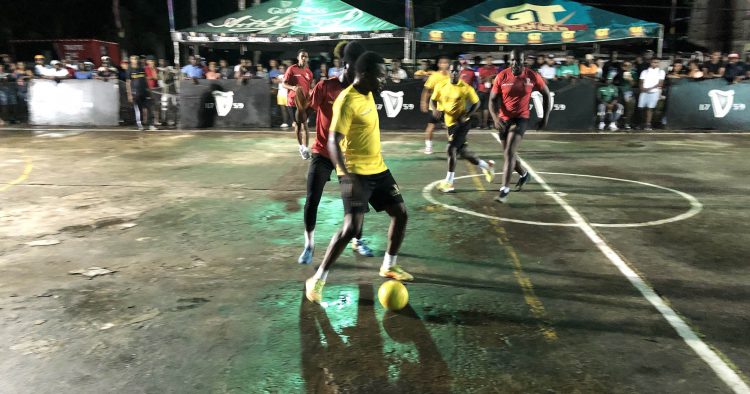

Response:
(638, 58), (665, 131)
(388, 58), (408, 83)
(539, 54), (557, 81)
(45, 61), (70, 80)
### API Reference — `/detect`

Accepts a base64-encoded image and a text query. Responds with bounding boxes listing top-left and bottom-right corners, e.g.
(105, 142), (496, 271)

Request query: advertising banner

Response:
(179, 79), (271, 128)
(666, 79), (750, 131)
(28, 79), (120, 126)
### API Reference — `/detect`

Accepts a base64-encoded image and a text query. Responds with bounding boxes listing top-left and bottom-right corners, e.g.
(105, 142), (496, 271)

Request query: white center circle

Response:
(422, 172), (703, 228)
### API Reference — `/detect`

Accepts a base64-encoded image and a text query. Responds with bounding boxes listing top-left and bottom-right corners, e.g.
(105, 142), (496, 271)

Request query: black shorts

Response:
(478, 91), (490, 110)
(426, 111), (443, 124)
(308, 153), (335, 189)
(133, 94), (152, 107)
(499, 118), (529, 141)
(447, 122), (470, 151)
(340, 170), (404, 214)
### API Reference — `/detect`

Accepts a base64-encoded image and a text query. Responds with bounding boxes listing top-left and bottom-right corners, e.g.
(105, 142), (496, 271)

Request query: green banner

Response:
(417, 0), (661, 45)
(666, 79), (750, 131)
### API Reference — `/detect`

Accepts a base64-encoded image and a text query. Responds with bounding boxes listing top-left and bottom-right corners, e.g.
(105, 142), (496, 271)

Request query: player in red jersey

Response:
(284, 49), (314, 160)
(489, 49), (551, 203)
(296, 42), (374, 265)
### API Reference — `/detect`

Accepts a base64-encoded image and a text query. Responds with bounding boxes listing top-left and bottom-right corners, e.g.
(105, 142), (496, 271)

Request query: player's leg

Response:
(424, 118), (436, 154)
(351, 220), (374, 257)
(298, 155), (334, 264)
(480, 93), (490, 129)
(499, 120), (530, 190)
(438, 124), (459, 192)
(369, 171), (412, 281)
(455, 122), (494, 183)
(295, 95), (309, 146)
(497, 119), (528, 202)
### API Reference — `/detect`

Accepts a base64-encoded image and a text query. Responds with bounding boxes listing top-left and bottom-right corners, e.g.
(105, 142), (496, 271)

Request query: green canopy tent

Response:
(173, 0), (404, 53)
(416, 0), (664, 55)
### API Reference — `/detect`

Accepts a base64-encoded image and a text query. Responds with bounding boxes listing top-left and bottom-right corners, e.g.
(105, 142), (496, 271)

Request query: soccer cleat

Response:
(424, 145), (433, 155)
(609, 123), (618, 131)
(297, 247), (314, 265)
(437, 181), (455, 193)
(482, 160), (496, 183)
(352, 239), (374, 257)
(598, 122), (605, 131)
(515, 172), (532, 191)
(379, 265), (414, 281)
(305, 277), (325, 303)
(495, 188), (510, 203)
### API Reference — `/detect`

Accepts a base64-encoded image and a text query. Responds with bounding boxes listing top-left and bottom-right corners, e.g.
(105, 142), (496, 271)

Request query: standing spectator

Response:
(668, 61), (687, 79)
(723, 53), (745, 84)
(268, 59), (282, 81)
(702, 50), (725, 79)
(634, 55), (648, 77)
(539, 54), (557, 81)
(118, 60), (129, 81)
(388, 58), (408, 83)
(276, 64), (290, 128)
(556, 55), (579, 79)
(33, 55), (48, 77)
(157, 59), (178, 126)
(126, 55), (155, 131)
(620, 61), (637, 130)
(47, 61), (71, 80)
(145, 57), (158, 90)
(328, 58), (342, 78)
(597, 76), (622, 131)
(602, 51), (623, 82)
(0, 54), (12, 70)
(234, 58), (252, 80)
(219, 59), (232, 79)
(96, 56), (118, 81)
(579, 54), (599, 79)
(181, 56), (205, 80)
(255, 64), (268, 80)
(0, 64), (17, 125)
(414, 59), (433, 80)
(458, 55), (476, 88)
(74, 62), (95, 79)
(638, 58), (665, 131)
(687, 60), (704, 79)
(477, 55), (498, 129)
(205, 62), (221, 80)
(13, 61), (31, 104)
(531, 55), (545, 71)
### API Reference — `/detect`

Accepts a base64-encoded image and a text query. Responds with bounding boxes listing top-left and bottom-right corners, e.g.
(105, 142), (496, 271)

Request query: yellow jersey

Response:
(424, 71), (450, 110)
(329, 85), (387, 176)
(431, 80), (479, 127)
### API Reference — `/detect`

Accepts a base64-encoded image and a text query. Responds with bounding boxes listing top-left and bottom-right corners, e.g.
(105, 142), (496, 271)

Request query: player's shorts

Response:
(447, 122), (470, 151)
(427, 111), (443, 124)
(340, 170), (404, 214)
(478, 91), (490, 110)
(638, 91), (660, 109)
(499, 117), (529, 141)
(308, 154), (335, 190)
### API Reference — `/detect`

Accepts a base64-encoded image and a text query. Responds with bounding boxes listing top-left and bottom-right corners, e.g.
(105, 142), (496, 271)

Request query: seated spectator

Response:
(96, 56), (118, 81)
(539, 54), (557, 81)
(687, 60), (704, 79)
(557, 55), (579, 79)
(182, 56), (205, 79)
(328, 58), (342, 78)
(33, 55), (48, 77)
(47, 60), (71, 80)
(702, 50), (725, 79)
(388, 58), (408, 83)
(74, 62), (95, 79)
(205, 62), (221, 80)
(579, 54), (598, 79)
(414, 59), (433, 80)
(219, 59), (232, 79)
(597, 76), (623, 131)
(667, 61), (686, 79)
(724, 53), (745, 84)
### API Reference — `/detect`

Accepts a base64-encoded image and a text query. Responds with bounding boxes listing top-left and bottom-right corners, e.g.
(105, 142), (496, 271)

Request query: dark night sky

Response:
(0, 0), (687, 57)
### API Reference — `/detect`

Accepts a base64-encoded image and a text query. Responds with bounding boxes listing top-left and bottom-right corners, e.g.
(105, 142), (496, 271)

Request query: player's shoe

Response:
(297, 247), (314, 265)
(598, 122), (605, 131)
(424, 145), (433, 155)
(515, 172), (532, 191)
(495, 188), (510, 203)
(482, 160), (496, 183)
(437, 181), (455, 193)
(280, 123), (289, 128)
(352, 239), (374, 257)
(379, 265), (414, 281)
(305, 277), (325, 303)
(608, 123), (618, 131)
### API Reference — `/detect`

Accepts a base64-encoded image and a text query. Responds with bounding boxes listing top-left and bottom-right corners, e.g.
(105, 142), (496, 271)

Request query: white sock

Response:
(352, 237), (360, 245)
(445, 172), (455, 183)
(425, 140), (432, 148)
(304, 230), (314, 249)
(500, 186), (511, 193)
(382, 253), (397, 270)
(313, 264), (328, 281)
(478, 160), (489, 170)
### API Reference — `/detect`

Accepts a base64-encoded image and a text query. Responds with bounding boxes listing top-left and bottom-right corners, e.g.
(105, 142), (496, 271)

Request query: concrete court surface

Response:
(0, 128), (749, 394)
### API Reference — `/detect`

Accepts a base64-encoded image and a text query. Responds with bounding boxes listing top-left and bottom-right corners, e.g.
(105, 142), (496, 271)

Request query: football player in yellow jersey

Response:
(419, 56), (450, 154)
(305, 51), (413, 304)
(431, 61), (495, 193)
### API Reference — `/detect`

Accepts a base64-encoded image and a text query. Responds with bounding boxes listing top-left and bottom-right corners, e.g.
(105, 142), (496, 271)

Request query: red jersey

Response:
(491, 68), (546, 120)
(309, 77), (343, 158)
(459, 68), (476, 87)
(145, 66), (158, 89)
(478, 65), (499, 93)
(284, 64), (313, 107)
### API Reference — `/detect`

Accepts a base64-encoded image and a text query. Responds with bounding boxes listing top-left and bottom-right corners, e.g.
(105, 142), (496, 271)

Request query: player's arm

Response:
(420, 86), (432, 113)
(464, 90), (480, 122)
(282, 68), (297, 92)
(429, 87), (442, 120)
(309, 80), (324, 111)
(488, 76), (506, 129)
(328, 131), (348, 177)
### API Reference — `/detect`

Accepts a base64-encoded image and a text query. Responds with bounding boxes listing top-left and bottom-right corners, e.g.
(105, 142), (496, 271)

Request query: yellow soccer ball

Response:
(378, 280), (409, 311)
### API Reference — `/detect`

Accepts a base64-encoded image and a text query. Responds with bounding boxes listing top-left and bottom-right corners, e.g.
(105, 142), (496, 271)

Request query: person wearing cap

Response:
(579, 54), (599, 79)
(701, 51), (725, 79)
(33, 55), (48, 77)
(74, 62), (95, 79)
(96, 56), (118, 81)
(723, 53), (745, 84)
(45, 61), (70, 81)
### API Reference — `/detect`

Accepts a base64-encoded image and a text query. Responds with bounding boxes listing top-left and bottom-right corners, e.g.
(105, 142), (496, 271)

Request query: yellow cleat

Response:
(482, 160), (496, 183)
(305, 277), (325, 304)
(437, 180), (455, 193)
(379, 265), (414, 281)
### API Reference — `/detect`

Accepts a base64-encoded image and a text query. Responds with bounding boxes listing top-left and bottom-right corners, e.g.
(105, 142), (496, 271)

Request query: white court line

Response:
(490, 132), (750, 393)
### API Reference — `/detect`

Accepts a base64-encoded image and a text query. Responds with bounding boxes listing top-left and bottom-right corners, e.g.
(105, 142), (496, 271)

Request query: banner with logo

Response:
(176, 0), (403, 43)
(416, 0), (661, 45)
(375, 80), (424, 130)
(179, 80), (271, 128)
(666, 79), (750, 131)
(28, 80), (120, 126)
